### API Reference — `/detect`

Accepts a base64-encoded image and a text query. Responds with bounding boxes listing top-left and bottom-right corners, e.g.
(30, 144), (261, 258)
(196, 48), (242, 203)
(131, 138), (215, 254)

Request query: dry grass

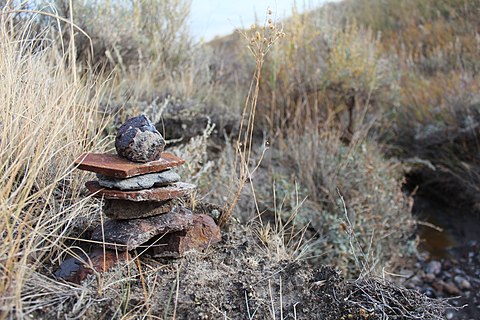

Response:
(0, 6), (110, 317)
(218, 10), (285, 227)
(327, 0), (480, 210)
(47, 0), (228, 117)
(196, 3), (416, 278)
(249, 133), (415, 278)
(252, 182), (311, 263)
(346, 276), (452, 319)
(212, 6), (396, 140)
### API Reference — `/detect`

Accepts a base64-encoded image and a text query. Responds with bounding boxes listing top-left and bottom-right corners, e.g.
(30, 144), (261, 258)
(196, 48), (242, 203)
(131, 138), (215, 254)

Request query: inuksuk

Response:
(56, 115), (221, 283)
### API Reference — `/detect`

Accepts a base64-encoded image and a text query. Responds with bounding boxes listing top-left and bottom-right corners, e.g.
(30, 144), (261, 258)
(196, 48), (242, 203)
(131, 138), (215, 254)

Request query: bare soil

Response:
(32, 221), (448, 319)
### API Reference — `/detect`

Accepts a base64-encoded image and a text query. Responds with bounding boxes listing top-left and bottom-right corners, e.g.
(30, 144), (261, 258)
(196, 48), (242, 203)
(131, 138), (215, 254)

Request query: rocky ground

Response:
(402, 195), (480, 320)
(403, 242), (480, 320)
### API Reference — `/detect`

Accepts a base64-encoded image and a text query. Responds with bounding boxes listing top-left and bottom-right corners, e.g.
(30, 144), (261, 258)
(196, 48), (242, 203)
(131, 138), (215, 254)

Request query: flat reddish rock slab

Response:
(86, 181), (195, 201)
(152, 214), (221, 258)
(74, 152), (185, 178)
(54, 249), (129, 284)
(91, 207), (194, 251)
(103, 199), (174, 220)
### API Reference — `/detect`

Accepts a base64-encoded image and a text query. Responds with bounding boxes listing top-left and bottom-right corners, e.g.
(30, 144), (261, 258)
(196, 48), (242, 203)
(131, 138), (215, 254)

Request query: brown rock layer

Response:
(103, 199), (174, 219)
(86, 181), (195, 201)
(91, 207), (194, 251)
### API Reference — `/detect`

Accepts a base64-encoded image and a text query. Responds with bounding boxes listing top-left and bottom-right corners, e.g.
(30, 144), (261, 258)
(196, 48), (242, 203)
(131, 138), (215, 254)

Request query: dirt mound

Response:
(28, 223), (449, 319)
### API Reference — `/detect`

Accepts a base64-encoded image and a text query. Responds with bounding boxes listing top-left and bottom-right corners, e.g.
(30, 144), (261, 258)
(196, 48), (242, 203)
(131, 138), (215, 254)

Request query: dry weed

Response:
(219, 9), (285, 227)
(0, 7), (109, 317)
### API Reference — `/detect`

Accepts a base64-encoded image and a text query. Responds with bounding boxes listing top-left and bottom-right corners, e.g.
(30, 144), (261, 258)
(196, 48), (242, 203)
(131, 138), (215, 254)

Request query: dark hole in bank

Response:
(405, 170), (480, 259)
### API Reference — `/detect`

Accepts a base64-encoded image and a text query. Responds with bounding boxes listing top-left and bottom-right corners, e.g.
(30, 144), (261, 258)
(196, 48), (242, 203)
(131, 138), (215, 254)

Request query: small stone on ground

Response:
(54, 249), (129, 284)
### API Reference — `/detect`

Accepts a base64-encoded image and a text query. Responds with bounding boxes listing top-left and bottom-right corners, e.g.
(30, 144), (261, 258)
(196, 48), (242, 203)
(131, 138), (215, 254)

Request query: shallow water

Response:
(413, 196), (470, 259)
(417, 214), (457, 259)
(412, 195), (478, 259)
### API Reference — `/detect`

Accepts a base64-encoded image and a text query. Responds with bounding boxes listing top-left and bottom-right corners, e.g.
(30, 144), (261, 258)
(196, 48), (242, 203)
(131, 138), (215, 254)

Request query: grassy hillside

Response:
(337, 0), (480, 207)
(209, 0), (480, 208)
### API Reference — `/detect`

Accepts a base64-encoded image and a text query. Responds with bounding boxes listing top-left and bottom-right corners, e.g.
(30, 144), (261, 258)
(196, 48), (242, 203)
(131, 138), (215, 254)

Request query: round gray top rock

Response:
(115, 115), (166, 163)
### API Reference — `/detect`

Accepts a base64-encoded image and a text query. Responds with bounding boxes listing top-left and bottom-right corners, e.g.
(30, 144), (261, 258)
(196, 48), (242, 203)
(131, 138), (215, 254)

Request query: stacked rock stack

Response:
(56, 115), (221, 283)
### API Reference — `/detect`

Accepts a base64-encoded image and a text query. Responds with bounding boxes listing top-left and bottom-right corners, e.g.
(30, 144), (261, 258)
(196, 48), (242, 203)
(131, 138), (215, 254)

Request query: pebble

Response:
(55, 249), (129, 284)
(425, 260), (442, 275)
(410, 275), (422, 285)
(443, 281), (462, 296)
(423, 287), (435, 298)
(115, 115), (165, 163)
(399, 269), (414, 278)
(454, 275), (471, 290)
(453, 268), (463, 274)
(424, 273), (435, 282)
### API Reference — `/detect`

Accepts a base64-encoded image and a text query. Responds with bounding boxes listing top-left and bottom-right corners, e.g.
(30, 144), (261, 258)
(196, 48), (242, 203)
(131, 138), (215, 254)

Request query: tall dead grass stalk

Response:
(219, 10), (285, 227)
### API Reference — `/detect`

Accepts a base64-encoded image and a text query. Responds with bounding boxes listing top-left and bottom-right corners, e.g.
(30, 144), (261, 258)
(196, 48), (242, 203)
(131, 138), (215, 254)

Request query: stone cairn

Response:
(55, 115), (221, 284)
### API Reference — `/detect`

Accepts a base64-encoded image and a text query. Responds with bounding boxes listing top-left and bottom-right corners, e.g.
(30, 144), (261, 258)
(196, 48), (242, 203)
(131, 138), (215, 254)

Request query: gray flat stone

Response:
(97, 170), (180, 190)
(91, 207), (193, 251)
(103, 199), (174, 219)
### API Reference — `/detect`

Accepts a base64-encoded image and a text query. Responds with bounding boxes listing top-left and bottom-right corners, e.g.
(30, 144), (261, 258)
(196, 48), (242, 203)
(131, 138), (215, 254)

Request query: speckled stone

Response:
(115, 115), (165, 163)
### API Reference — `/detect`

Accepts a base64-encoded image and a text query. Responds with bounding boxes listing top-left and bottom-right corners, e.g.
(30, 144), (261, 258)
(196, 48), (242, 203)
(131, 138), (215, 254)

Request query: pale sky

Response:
(190, 0), (340, 41)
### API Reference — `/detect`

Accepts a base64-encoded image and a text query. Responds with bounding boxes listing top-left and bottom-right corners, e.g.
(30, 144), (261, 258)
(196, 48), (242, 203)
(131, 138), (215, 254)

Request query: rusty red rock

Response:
(152, 214), (221, 258)
(54, 249), (129, 284)
(74, 152), (185, 178)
